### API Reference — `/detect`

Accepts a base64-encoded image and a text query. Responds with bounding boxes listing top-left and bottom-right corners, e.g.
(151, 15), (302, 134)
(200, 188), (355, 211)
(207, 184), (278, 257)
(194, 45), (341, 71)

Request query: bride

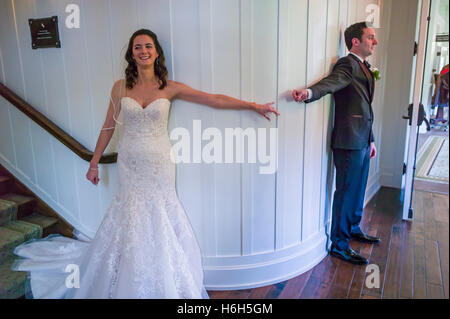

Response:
(12, 29), (279, 299)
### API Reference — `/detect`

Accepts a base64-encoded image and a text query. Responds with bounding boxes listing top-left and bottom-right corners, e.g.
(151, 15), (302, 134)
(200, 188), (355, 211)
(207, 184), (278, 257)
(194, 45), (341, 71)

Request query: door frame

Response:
(402, 0), (431, 220)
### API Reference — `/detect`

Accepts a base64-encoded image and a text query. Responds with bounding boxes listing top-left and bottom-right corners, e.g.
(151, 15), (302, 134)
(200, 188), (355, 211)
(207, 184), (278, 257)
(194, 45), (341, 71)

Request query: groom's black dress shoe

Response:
(351, 232), (381, 244)
(330, 246), (368, 265)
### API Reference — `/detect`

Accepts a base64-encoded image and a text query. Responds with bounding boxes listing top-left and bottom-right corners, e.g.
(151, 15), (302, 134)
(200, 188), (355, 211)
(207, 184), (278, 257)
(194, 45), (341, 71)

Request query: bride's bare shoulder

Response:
(166, 80), (185, 88)
(164, 80), (183, 98)
(111, 79), (127, 97)
(165, 80), (190, 94)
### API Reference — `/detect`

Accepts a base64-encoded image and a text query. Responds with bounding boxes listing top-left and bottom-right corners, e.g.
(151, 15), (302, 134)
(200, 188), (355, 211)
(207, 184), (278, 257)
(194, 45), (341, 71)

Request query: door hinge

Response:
(403, 163), (407, 175)
(413, 41), (418, 56)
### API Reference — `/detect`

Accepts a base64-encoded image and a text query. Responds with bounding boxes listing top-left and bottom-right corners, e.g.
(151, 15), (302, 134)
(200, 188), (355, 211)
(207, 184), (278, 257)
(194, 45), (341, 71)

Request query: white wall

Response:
(0, 0), (392, 289)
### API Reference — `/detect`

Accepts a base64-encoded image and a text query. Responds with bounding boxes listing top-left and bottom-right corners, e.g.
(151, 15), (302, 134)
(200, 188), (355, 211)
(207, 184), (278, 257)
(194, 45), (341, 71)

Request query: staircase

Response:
(0, 170), (71, 299)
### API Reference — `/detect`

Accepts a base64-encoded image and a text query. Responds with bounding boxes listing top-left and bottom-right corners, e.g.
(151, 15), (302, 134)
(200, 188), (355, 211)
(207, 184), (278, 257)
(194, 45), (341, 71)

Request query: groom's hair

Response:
(344, 22), (368, 51)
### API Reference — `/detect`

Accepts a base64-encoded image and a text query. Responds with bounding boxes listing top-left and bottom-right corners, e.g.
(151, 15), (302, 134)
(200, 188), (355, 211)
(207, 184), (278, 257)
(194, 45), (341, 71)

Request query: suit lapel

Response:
(348, 54), (373, 103)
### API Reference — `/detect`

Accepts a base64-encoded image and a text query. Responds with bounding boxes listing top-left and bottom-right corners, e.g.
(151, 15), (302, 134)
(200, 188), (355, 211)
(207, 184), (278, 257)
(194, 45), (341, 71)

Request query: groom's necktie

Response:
(360, 60), (374, 102)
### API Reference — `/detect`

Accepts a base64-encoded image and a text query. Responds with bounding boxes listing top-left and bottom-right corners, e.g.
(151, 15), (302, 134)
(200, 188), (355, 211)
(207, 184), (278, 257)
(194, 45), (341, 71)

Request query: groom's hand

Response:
(292, 89), (309, 102)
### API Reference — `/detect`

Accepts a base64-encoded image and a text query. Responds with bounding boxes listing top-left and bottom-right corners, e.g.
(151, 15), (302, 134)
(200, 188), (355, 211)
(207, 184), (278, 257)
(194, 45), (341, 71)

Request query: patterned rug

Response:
(415, 136), (449, 183)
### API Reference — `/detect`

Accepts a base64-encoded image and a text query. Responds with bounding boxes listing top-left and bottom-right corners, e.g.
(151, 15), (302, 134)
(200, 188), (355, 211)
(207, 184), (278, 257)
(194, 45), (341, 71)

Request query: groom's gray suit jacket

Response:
(305, 54), (375, 150)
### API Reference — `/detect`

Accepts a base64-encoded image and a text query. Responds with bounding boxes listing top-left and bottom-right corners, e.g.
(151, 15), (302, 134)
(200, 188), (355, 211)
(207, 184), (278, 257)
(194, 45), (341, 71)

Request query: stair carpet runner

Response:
(0, 175), (58, 299)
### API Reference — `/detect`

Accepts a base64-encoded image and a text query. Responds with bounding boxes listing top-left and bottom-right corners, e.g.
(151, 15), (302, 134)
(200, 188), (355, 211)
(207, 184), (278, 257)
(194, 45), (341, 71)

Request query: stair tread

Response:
(0, 227), (25, 264)
(0, 256), (29, 299)
(2, 220), (43, 242)
(0, 220), (44, 264)
(21, 213), (58, 229)
(0, 193), (36, 219)
(0, 193), (35, 205)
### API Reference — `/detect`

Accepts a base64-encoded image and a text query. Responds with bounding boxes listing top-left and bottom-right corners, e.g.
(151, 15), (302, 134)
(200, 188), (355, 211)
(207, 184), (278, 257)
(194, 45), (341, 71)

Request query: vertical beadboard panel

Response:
(208, 0), (242, 256)
(339, 0), (349, 57)
(371, 0), (389, 179)
(243, 0), (278, 254)
(320, 0), (340, 233)
(54, 0), (92, 147)
(0, 0), (35, 183)
(51, 0), (102, 229)
(348, 0), (358, 24)
(0, 30), (16, 166)
(276, 0), (308, 249)
(367, 0), (382, 184)
(170, 0), (212, 251)
(80, 1), (112, 219)
(197, 0), (216, 256)
(12, 0), (58, 200)
(80, 0), (119, 230)
(302, 0), (328, 242)
(240, 0), (253, 255)
(34, 0), (79, 220)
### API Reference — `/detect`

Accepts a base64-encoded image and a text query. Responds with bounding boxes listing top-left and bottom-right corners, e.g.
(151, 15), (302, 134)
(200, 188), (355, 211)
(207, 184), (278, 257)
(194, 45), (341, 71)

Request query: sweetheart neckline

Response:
(121, 96), (171, 110)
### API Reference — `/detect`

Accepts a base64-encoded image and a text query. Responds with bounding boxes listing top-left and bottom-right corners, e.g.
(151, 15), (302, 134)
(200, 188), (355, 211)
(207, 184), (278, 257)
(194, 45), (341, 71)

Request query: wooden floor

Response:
(207, 187), (449, 299)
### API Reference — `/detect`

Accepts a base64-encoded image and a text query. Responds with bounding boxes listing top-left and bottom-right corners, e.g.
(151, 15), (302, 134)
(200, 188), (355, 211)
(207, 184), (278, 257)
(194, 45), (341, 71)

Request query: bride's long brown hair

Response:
(125, 29), (168, 90)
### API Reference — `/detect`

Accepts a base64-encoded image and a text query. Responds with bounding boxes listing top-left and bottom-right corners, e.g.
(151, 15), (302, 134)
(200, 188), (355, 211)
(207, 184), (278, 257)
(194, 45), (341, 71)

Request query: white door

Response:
(402, 0), (431, 220)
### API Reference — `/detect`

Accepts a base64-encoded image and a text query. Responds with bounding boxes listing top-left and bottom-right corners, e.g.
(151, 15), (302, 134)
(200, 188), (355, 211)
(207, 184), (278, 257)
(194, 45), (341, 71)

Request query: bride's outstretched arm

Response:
(168, 81), (280, 121)
(86, 80), (123, 185)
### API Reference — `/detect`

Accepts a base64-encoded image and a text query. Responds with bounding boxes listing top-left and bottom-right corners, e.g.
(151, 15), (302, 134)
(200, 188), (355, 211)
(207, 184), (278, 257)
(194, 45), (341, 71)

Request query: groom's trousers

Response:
(330, 145), (371, 251)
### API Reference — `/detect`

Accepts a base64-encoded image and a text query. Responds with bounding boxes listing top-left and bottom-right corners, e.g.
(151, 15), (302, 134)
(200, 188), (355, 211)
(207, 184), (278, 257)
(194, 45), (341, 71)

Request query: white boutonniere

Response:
(370, 67), (381, 81)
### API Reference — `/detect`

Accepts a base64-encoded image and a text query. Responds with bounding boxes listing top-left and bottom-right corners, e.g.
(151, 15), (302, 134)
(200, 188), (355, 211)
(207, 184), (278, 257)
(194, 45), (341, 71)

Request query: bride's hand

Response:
(86, 167), (100, 185)
(253, 102), (280, 121)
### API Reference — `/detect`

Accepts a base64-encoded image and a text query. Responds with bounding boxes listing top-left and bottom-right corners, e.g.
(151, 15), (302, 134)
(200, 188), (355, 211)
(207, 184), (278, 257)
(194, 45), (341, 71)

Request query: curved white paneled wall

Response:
(0, 0), (391, 289)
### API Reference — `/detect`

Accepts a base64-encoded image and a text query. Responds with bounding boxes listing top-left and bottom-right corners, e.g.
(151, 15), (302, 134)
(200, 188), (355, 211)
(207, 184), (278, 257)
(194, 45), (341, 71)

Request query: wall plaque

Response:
(436, 34), (449, 43)
(29, 16), (61, 49)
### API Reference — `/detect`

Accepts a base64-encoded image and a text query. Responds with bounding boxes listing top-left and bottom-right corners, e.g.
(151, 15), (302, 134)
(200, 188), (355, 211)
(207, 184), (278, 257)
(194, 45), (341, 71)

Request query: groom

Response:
(293, 22), (381, 265)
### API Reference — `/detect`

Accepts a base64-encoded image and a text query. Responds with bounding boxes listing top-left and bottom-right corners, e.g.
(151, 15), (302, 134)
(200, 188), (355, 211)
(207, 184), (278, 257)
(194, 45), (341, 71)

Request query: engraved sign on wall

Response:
(29, 16), (61, 49)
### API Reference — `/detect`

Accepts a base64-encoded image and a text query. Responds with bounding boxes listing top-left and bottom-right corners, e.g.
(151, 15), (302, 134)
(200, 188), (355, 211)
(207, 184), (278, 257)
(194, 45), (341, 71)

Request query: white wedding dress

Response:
(12, 97), (209, 299)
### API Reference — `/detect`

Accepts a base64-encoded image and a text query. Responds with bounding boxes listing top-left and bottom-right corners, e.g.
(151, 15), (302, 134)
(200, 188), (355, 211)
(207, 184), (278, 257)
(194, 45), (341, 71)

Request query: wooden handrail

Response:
(0, 82), (117, 164)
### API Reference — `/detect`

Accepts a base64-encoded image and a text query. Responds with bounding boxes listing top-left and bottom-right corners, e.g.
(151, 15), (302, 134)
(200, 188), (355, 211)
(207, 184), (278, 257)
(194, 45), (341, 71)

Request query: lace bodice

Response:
(121, 97), (171, 137)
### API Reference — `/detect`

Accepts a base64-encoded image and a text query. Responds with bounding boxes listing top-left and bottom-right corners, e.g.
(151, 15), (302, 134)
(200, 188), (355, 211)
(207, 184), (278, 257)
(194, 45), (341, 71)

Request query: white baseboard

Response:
(204, 231), (328, 290)
(365, 172), (381, 206)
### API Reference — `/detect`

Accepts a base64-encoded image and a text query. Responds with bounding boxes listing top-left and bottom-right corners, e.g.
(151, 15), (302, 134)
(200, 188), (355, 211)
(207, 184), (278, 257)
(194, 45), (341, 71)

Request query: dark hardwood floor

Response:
(207, 187), (449, 299)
